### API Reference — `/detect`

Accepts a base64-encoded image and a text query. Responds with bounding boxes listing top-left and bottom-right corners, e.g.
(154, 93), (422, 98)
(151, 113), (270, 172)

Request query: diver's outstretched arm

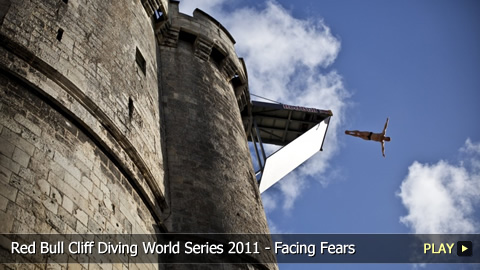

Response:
(381, 141), (386, 157)
(382, 117), (389, 135)
(345, 130), (358, 136)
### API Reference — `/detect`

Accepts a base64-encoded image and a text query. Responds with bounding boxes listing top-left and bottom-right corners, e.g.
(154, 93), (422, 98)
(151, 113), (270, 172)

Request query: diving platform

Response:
(243, 101), (332, 193)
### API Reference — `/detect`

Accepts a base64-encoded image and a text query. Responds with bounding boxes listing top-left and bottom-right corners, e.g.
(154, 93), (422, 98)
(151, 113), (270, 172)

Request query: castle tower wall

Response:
(0, 0), (168, 258)
(157, 3), (275, 264)
(0, 0), (275, 267)
(158, 0), (268, 235)
(156, 3), (275, 267)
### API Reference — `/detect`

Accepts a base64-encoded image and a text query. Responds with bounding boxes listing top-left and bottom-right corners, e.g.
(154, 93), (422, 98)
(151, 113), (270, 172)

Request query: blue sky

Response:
(180, 1), (480, 269)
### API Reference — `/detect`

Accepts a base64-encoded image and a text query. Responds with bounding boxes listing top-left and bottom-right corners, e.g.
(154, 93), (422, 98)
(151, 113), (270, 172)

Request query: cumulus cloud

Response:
(266, 218), (285, 234)
(178, 0), (230, 16)
(260, 192), (277, 213)
(179, 0), (349, 211)
(461, 138), (480, 154)
(221, 2), (342, 102)
(397, 139), (480, 234)
(278, 172), (306, 210)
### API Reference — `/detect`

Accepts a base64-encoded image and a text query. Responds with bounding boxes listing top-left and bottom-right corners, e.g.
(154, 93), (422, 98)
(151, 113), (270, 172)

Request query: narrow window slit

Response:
(62, 0), (68, 4)
(56, 28), (64, 41)
(135, 47), (146, 75)
(128, 97), (134, 119)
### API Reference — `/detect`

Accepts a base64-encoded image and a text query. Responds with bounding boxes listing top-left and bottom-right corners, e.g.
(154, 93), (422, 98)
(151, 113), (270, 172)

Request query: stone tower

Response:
(0, 0), (274, 268)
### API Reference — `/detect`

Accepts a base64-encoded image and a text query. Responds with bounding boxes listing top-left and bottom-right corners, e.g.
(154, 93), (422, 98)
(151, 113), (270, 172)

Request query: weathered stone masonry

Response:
(0, 0), (274, 268)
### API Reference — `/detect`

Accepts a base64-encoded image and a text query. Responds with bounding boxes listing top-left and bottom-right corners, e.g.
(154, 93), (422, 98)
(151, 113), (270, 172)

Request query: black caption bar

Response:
(0, 234), (479, 264)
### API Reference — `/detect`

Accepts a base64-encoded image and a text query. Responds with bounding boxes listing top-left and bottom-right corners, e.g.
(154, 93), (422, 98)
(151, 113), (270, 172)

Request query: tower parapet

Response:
(156, 1), (250, 112)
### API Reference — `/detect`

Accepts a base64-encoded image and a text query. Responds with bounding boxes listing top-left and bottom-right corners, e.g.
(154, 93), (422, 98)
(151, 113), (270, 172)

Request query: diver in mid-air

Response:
(345, 117), (391, 157)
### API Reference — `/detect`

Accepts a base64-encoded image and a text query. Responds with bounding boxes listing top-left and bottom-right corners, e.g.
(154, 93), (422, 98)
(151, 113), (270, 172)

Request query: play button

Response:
(457, 241), (472, 256)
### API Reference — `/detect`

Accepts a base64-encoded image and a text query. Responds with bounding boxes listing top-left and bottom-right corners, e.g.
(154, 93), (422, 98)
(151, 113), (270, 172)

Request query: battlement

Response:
(156, 1), (250, 111)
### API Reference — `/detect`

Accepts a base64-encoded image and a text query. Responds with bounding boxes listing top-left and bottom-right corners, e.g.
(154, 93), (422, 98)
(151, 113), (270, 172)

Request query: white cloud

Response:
(461, 138), (480, 172)
(178, 0), (230, 15)
(397, 139), (480, 234)
(278, 172), (306, 210)
(179, 0), (349, 211)
(266, 217), (285, 234)
(261, 192), (277, 213)
(461, 138), (480, 154)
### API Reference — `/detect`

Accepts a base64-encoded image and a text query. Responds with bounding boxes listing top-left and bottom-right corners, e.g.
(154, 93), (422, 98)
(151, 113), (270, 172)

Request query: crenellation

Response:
(194, 36), (213, 61)
(156, 5), (251, 116)
(221, 57), (239, 80)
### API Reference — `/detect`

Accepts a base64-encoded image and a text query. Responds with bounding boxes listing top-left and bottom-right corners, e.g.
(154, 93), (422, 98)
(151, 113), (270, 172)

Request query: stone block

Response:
(53, 151), (82, 181)
(0, 211), (14, 233)
(0, 195), (8, 211)
(50, 186), (62, 205)
(73, 208), (89, 227)
(0, 164), (11, 184)
(36, 179), (50, 196)
(64, 172), (89, 200)
(75, 219), (88, 234)
(12, 147), (30, 167)
(0, 139), (15, 158)
(0, 181), (17, 202)
(41, 196), (58, 215)
(57, 206), (77, 231)
(62, 194), (74, 214)
(13, 113), (42, 137)
(80, 175), (93, 192)
(1, 127), (35, 156)
(0, 153), (20, 174)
